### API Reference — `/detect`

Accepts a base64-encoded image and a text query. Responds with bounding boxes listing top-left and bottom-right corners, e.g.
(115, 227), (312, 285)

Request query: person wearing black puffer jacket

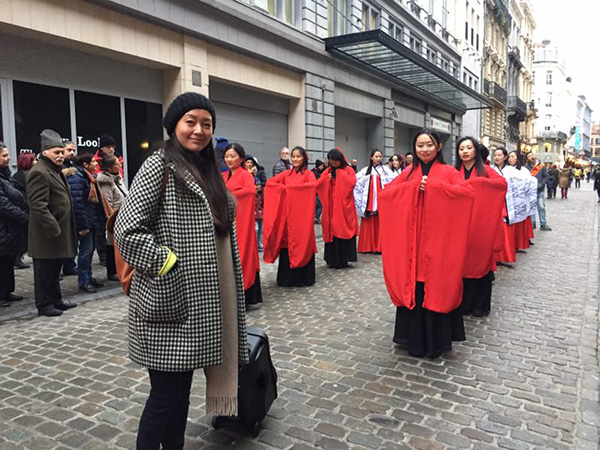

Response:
(0, 143), (28, 307)
(68, 153), (106, 293)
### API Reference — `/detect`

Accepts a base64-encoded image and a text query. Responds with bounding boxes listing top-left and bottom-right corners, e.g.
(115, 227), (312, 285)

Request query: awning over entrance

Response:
(324, 30), (493, 113)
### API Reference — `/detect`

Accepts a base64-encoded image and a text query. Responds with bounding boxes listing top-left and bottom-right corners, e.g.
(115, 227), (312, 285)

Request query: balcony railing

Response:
(508, 96), (527, 116)
(484, 79), (507, 105)
(537, 130), (568, 141)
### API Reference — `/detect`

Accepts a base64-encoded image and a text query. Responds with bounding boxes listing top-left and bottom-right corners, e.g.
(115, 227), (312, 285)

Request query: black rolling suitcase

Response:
(212, 326), (278, 436)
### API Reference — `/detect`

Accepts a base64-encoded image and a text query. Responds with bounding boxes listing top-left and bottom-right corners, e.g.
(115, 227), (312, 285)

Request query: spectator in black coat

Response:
(12, 150), (36, 270)
(312, 159), (325, 223)
(68, 153), (106, 293)
(0, 143), (28, 307)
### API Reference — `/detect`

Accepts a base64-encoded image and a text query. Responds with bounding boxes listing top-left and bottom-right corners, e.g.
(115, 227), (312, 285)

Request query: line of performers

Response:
(221, 129), (538, 359)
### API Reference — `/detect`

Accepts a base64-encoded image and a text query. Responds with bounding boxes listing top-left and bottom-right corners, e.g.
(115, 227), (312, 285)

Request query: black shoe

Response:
(107, 274), (119, 282)
(5, 293), (24, 302)
(38, 306), (63, 317)
(90, 278), (104, 288)
(79, 284), (97, 294)
(62, 270), (77, 276)
(540, 225), (552, 231)
(55, 301), (77, 311)
(1, 301), (10, 308)
(14, 260), (30, 269)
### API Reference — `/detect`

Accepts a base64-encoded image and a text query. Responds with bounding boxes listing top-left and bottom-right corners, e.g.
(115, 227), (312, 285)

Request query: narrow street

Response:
(0, 185), (598, 450)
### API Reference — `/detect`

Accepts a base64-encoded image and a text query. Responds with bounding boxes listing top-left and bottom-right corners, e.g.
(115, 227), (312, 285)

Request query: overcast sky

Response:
(531, 0), (598, 118)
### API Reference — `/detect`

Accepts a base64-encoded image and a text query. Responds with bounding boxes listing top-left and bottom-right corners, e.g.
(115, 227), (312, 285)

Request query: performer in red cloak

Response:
(354, 149), (396, 253)
(263, 146), (317, 287)
(455, 137), (507, 317)
(379, 129), (474, 358)
(317, 148), (359, 269)
(222, 143), (262, 306)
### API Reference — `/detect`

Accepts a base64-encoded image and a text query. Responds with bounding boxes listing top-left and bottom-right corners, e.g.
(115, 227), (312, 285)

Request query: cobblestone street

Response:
(0, 185), (599, 450)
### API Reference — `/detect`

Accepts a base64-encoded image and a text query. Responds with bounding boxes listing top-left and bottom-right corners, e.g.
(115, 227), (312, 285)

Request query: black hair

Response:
(479, 144), (490, 162)
(508, 150), (524, 170)
(74, 153), (93, 166)
(224, 143), (246, 161)
(290, 146), (309, 171)
(100, 155), (119, 171)
(407, 128), (445, 178)
(367, 148), (384, 174)
(493, 147), (509, 169)
(163, 135), (232, 236)
(389, 153), (404, 171)
(454, 136), (488, 177)
(327, 148), (348, 168)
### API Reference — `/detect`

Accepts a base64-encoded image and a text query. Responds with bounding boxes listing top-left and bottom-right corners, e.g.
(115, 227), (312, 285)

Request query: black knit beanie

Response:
(99, 133), (116, 148)
(163, 92), (216, 135)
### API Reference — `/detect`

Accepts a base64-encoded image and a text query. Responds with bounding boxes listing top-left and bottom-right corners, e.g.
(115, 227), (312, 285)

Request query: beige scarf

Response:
(204, 234), (239, 416)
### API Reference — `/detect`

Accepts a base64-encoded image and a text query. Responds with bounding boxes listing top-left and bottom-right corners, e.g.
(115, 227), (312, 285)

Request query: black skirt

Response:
(462, 271), (493, 317)
(244, 271), (263, 307)
(276, 249), (316, 287)
(324, 236), (358, 269)
(393, 282), (465, 358)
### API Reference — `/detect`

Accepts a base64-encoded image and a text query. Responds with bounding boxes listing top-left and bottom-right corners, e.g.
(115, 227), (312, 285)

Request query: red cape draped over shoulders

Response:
(459, 165), (507, 278)
(223, 169), (260, 290)
(317, 166), (359, 243)
(263, 169), (317, 268)
(379, 161), (475, 313)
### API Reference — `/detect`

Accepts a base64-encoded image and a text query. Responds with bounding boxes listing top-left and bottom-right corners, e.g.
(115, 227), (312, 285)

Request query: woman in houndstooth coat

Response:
(115, 93), (248, 449)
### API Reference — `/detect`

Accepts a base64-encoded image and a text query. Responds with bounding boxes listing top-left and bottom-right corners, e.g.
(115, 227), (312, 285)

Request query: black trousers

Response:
(96, 230), (107, 264)
(0, 254), (16, 300)
(106, 245), (116, 278)
(137, 369), (194, 450)
(33, 258), (63, 310)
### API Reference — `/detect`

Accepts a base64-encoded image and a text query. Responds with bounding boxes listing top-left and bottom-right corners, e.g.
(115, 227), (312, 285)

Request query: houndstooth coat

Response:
(115, 151), (248, 372)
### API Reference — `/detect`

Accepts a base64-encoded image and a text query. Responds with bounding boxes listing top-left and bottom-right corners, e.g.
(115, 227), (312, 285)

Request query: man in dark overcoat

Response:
(0, 143), (28, 307)
(27, 129), (78, 316)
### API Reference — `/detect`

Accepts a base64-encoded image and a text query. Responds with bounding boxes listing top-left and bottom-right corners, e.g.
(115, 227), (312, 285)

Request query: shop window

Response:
(125, 99), (163, 182)
(75, 90), (122, 156)
(13, 81), (71, 154)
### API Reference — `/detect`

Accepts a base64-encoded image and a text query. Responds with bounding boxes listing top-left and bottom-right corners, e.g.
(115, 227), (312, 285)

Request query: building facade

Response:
(574, 95), (592, 157)
(591, 123), (600, 159)
(481, 0), (510, 149)
(505, 0), (525, 152)
(532, 40), (572, 164)
(0, 0), (489, 184)
(518, 0), (536, 148)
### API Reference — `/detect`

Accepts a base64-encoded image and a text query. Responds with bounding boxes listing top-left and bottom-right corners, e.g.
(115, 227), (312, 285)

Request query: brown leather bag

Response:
(107, 166), (168, 296)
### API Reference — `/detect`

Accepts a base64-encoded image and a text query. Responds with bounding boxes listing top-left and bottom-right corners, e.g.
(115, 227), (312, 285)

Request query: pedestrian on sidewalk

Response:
(379, 129), (473, 358)
(508, 151), (537, 251)
(312, 159), (325, 224)
(594, 172), (600, 203)
(547, 164), (559, 199)
(272, 146), (291, 177)
(12, 150), (36, 270)
(97, 155), (128, 281)
(68, 153), (106, 293)
(526, 152), (552, 231)
(223, 143), (263, 307)
(354, 149), (395, 254)
(0, 143), (28, 307)
(60, 139), (78, 275)
(263, 146), (318, 287)
(388, 154), (403, 177)
(558, 166), (570, 199)
(115, 92), (248, 450)
(317, 148), (359, 269)
(574, 168), (582, 188)
(27, 130), (78, 316)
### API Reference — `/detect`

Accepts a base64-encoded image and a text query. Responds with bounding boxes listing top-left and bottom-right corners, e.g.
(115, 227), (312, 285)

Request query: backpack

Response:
(107, 166), (168, 296)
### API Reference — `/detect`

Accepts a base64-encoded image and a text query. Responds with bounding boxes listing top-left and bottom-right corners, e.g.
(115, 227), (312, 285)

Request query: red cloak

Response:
(379, 162), (474, 313)
(223, 168), (259, 290)
(459, 166), (507, 278)
(263, 168), (317, 268)
(316, 166), (359, 243)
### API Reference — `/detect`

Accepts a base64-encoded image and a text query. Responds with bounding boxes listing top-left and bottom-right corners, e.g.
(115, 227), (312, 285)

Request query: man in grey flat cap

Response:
(27, 129), (78, 317)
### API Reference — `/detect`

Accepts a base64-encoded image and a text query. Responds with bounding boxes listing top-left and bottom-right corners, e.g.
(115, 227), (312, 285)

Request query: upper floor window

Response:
(254, 0), (298, 26)
(327, 0), (348, 36)
(442, 0), (449, 28)
(361, 2), (380, 31)
(546, 70), (553, 85)
(426, 46), (438, 64)
(545, 92), (552, 107)
(408, 33), (423, 55)
(388, 20), (404, 42)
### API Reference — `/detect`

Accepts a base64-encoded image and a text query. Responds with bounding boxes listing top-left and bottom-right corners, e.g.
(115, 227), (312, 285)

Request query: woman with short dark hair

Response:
(115, 92), (248, 449)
